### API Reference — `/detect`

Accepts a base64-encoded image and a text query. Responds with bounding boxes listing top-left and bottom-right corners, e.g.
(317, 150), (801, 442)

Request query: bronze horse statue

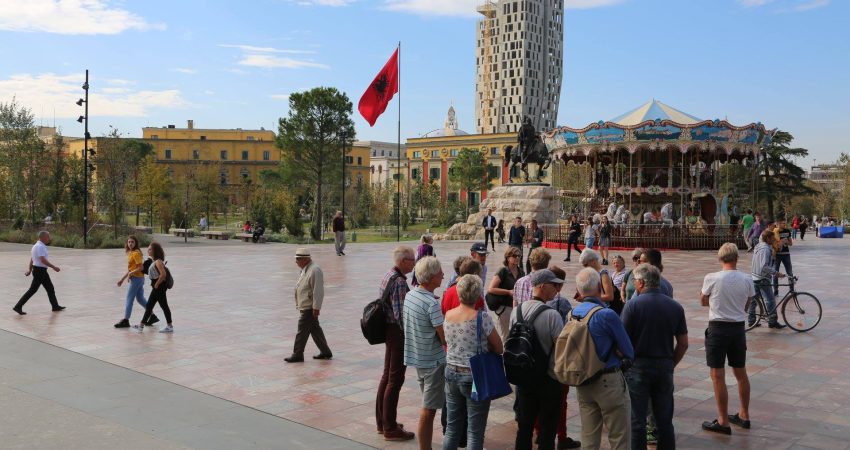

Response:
(504, 117), (553, 183)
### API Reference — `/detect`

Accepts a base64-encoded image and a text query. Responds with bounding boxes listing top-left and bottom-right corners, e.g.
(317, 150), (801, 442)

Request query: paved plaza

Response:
(1, 236), (849, 449)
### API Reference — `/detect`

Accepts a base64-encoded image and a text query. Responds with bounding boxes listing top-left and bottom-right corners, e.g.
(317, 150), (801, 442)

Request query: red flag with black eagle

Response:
(358, 48), (399, 127)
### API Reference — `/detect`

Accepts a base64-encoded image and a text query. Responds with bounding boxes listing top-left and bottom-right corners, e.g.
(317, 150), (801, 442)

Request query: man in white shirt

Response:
(14, 231), (64, 314)
(699, 243), (754, 435)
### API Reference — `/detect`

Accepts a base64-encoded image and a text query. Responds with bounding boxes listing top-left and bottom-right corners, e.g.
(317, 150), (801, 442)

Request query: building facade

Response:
(808, 164), (846, 194)
(475, 0), (564, 134)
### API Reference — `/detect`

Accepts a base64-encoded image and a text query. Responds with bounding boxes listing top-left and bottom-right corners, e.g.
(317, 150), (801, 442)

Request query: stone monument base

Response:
(439, 184), (559, 241)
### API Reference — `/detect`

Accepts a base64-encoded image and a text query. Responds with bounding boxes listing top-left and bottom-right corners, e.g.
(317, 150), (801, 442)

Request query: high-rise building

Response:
(475, 0), (564, 134)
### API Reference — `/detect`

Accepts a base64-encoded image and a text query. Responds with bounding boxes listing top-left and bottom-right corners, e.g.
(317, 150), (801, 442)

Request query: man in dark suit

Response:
(482, 209), (497, 251)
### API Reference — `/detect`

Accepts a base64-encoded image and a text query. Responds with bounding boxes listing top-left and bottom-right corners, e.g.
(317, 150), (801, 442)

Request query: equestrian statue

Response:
(504, 116), (552, 183)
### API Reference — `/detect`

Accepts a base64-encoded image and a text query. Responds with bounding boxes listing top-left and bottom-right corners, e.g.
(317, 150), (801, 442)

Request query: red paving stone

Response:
(1, 235), (849, 449)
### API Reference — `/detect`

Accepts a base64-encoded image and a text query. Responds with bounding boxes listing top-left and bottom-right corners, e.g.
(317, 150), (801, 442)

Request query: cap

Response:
(531, 269), (565, 286)
(294, 248), (311, 258)
(470, 242), (489, 255)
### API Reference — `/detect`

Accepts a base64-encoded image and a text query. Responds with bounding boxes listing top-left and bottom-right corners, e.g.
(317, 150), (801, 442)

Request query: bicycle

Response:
(746, 276), (822, 332)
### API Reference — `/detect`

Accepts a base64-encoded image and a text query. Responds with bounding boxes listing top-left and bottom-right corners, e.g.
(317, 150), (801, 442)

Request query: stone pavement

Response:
(1, 235), (849, 449)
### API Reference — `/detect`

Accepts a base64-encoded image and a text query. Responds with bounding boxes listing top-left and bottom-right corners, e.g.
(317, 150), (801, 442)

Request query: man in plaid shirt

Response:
(375, 246), (417, 441)
(513, 248), (552, 306)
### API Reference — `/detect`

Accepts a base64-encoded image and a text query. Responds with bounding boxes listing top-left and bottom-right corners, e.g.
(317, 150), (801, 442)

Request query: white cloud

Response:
(739, 0), (829, 11)
(383, 0), (624, 17)
(0, 73), (187, 118)
(0, 0), (165, 35)
(172, 68), (197, 74)
(221, 43), (328, 70)
(790, 0), (829, 11)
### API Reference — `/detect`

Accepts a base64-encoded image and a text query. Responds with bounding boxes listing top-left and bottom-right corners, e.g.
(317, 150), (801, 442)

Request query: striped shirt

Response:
(402, 287), (446, 368)
(513, 273), (534, 305)
(380, 268), (408, 324)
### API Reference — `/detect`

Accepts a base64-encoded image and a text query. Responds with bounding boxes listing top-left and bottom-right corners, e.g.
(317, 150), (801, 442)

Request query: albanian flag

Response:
(358, 48), (399, 127)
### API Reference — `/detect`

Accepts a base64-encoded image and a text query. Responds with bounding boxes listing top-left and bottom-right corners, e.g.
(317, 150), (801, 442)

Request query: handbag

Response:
(469, 310), (512, 402)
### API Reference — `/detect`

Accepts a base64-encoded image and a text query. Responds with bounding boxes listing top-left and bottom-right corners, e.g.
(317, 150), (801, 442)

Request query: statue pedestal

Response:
(440, 185), (559, 241)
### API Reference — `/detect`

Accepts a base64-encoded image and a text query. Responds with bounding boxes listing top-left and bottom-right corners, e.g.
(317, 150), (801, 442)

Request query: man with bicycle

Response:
(750, 230), (786, 329)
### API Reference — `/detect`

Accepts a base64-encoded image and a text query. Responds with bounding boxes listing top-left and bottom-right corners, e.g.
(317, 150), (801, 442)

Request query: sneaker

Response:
(701, 419), (732, 435)
(768, 322), (787, 329)
(146, 315), (160, 326)
(159, 325), (174, 333)
(114, 319), (130, 328)
(132, 324), (144, 332)
(646, 428), (658, 445)
(728, 413), (751, 429)
(558, 437), (582, 449)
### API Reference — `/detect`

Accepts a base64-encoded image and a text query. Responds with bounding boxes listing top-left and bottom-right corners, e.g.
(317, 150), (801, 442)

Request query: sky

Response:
(0, 0), (847, 167)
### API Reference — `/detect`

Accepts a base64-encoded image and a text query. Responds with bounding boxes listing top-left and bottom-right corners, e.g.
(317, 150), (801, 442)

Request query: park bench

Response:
(236, 233), (266, 243)
(171, 228), (195, 238)
(201, 231), (232, 240)
(133, 226), (153, 234)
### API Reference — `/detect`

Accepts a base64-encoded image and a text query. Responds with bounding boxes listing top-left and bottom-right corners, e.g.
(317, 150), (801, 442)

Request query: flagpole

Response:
(396, 41), (401, 242)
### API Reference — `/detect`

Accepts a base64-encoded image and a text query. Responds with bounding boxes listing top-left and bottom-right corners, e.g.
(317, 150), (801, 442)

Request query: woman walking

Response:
(115, 236), (157, 328)
(563, 215), (582, 262)
(799, 217), (808, 240)
(412, 234), (435, 286)
(135, 242), (173, 333)
(443, 274), (503, 450)
(583, 218), (597, 251)
(597, 216), (613, 265)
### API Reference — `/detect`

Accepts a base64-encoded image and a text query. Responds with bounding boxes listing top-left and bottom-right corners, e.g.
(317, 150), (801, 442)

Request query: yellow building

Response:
(347, 142), (372, 190)
(405, 106), (549, 205)
(142, 120), (279, 187)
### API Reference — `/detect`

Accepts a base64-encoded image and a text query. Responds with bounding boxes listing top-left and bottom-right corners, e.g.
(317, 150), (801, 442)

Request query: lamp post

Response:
(76, 70), (90, 247)
(340, 131), (347, 220)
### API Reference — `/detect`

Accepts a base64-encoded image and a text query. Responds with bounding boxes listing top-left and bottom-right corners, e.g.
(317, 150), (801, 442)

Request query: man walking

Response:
(14, 230), (65, 315)
(700, 243), (754, 435)
(526, 219), (545, 274)
(285, 248), (332, 363)
(563, 215), (582, 262)
(403, 256), (446, 450)
(571, 267), (634, 450)
(773, 217), (793, 297)
(376, 246), (416, 441)
(482, 208), (497, 251)
(740, 209), (754, 251)
(621, 264), (689, 450)
(751, 230), (786, 329)
(332, 210), (346, 256)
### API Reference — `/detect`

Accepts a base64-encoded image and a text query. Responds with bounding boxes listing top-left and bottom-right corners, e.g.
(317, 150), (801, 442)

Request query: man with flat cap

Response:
(286, 248), (333, 363)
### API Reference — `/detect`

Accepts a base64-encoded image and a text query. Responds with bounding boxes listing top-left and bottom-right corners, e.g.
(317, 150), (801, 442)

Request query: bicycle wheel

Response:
(746, 298), (765, 331)
(782, 292), (822, 332)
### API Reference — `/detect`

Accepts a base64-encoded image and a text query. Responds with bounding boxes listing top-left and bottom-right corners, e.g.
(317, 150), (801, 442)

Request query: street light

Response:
(77, 70), (90, 247)
(340, 131), (348, 220)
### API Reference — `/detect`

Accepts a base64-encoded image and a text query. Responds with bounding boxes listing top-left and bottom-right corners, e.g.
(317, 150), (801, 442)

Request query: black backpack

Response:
(361, 273), (401, 345)
(503, 302), (552, 386)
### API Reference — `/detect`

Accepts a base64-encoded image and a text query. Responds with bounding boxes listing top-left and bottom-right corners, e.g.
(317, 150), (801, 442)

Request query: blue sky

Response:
(0, 0), (847, 166)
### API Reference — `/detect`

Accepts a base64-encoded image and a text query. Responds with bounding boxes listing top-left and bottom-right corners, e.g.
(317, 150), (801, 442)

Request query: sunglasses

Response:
(632, 256), (640, 262)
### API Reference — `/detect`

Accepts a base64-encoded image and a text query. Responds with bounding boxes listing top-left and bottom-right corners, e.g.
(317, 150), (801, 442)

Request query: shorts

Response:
(705, 322), (747, 369)
(417, 364), (446, 410)
(599, 236), (611, 247)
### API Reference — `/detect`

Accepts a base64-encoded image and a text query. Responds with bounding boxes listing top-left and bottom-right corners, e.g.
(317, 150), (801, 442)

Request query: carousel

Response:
(541, 100), (776, 249)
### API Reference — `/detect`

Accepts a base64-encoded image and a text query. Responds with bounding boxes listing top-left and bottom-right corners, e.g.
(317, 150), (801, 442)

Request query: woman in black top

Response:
(486, 246), (524, 342)
(563, 215), (583, 262)
(496, 219), (506, 243)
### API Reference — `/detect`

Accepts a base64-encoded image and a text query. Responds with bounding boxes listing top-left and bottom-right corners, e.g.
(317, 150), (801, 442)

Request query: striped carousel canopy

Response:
(609, 100), (702, 126)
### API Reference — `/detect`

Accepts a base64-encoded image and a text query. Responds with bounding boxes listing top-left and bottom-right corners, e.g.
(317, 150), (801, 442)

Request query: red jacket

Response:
(441, 284), (485, 315)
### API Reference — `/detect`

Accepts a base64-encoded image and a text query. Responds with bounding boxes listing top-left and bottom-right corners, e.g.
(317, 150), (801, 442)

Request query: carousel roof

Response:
(610, 100), (702, 126)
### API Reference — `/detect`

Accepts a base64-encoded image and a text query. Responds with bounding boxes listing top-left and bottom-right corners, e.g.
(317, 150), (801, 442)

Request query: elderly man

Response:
(403, 256), (446, 450)
(751, 229), (786, 329)
(700, 243), (755, 435)
(572, 267), (634, 450)
(450, 243), (489, 286)
(285, 248), (332, 363)
(511, 269), (566, 450)
(376, 246), (416, 441)
(14, 230), (65, 315)
(622, 264), (688, 450)
(332, 210), (346, 256)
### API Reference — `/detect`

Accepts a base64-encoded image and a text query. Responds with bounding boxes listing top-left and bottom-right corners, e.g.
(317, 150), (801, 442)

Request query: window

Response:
(219, 170), (228, 185)
(263, 151), (270, 161)
(488, 165), (500, 179)
(164, 149), (172, 159)
(240, 168), (249, 178)
(345, 156), (353, 164)
(469, 192), (480, 206)
(491, 147), (499, 155)
(447, 192), (459, 203)
(412, 168), (421, 180)
(200, 136), (207, 140)
(192, 149), (200, 160)
(430, 168), (441, 180)
(150, 135), (159, 140)
(450, 149), (459, 157)
(510, 165), (520, 178)
(357, 157), (362, 165)
(381, 150), (385, 156)
(242, 150), (249, 161)
(431, 150), (439, 158)
(413, 151), (421, 158)
(220, 150), (228, 160)
(246, 136), (254, 141)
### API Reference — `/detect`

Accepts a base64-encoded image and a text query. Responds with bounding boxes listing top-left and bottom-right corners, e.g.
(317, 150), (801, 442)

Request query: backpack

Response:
(503, 303), (552, 386)
(553, 306), (611, 386)
(361, 273), (401, 345)
(164, 266), (174, 290)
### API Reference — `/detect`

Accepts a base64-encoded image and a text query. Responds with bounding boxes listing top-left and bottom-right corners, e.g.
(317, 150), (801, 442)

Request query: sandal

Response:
(701, 419), (732, 435)
(728, 413), (751, 429)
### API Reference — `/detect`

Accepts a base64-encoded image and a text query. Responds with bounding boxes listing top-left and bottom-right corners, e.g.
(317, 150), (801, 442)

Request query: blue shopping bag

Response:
(469, 310), (512, 402)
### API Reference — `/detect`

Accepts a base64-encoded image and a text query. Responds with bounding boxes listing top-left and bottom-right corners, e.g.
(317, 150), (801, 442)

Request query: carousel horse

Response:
(615, 205), (629, 224)
(660, 203), (674, 227)
(605, 202), (618, 221)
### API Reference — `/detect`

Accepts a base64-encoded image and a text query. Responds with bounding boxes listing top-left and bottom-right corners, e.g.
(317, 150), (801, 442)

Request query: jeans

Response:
(585, 237), (595, 250)
(750, 280), (778, 324)
(791, 228), (798, 239)
(625, 359), (675, 450)
(772, 253), (792, 295)
(443, 366), (490, 450)
(376, 324), (406, 432)
(124, 276), (148, 320)
(516, 375), (561, 450)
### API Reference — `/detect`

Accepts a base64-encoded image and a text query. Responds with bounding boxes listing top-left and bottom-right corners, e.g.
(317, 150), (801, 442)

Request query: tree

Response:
(121, 139), (153, 225)
(190, 161), (225, 223)
(370, 184), (392, 235)
(130, 155), (171, 229)
(0, 100), (53, 224)
(277, 87), (356, 240)
(449, 148), (492, 218)
(94, 129), (148, 237)
(757, 130), (817, 220)
(410, 178), (440, 222)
